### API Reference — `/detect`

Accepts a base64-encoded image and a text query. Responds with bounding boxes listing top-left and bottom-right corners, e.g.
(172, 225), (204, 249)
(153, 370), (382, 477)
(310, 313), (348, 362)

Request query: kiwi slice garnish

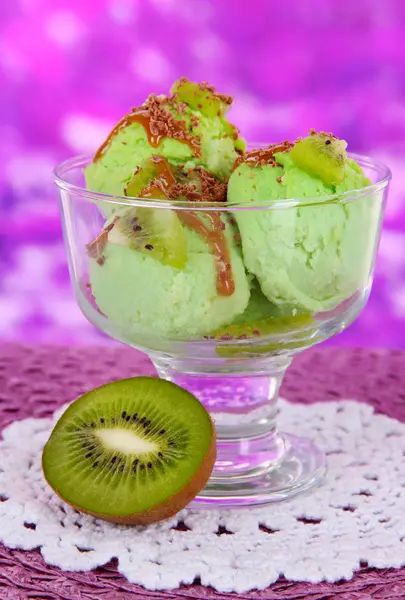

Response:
(290, 132), (348, 186)
(171, 78), (228, 118)
(109, 207), (187, 269)
(170, 79), (246, 151)
(108, 157), (187, 269)
(125, 158), (166, 199)
(220, 116), (247, 152)
(124, 156), (187, 199)
(213, 313), (315, 357)
(42, 377), (216, 525)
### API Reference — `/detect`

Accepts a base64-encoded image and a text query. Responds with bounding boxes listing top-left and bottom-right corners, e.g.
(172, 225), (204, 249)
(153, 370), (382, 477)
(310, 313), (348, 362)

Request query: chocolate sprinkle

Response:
(166, 166), (227, 204)
(94, 94), (202, 162)
(310, 128), (338, 140)
(198, 79), (233, 105)
(232, 141), (293, 171)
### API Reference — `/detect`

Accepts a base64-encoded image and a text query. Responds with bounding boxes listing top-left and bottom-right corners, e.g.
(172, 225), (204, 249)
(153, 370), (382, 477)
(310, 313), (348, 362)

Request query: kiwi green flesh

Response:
(171, 78), (226, 117)
(214, 314), (316, 357)
(42, 377), (215, 522)
(117, 159), (187, 269)
(290, 134), (347, 186)
(216, 337), (316, 358)
(220, 116), (246, 152)
(125, 159), (164, 198)
(125, 157), (185, 199)
(112, 207), (187, 269)
(214, 313), (315, 340)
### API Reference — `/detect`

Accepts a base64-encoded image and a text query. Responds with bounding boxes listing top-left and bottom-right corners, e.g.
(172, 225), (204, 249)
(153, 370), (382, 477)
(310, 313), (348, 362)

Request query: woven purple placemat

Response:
(0, 344), (405, 600)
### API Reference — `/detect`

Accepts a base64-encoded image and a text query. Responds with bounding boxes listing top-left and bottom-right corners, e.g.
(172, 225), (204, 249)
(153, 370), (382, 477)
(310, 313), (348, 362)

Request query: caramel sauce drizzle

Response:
(140, 157), (235, 297)
(233, 141), (294, 171)
(177, 210), (234, 296)
(138, 155), (177, 198)
(88, 153), (234, 296)
(94, 108), (199, 162)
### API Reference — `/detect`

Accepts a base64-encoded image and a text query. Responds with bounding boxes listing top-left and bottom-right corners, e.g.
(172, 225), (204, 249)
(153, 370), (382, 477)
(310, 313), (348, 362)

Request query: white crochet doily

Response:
(1, 399), (405, 594)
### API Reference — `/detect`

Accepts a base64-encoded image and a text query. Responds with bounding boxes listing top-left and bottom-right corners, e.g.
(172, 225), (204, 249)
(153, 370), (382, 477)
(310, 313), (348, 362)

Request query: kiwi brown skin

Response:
(42, 419), (216, 526)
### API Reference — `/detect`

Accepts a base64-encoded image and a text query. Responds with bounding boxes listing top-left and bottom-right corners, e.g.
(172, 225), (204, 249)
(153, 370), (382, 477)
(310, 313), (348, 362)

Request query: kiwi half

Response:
(290, 132), (348, 186)
(42, 377), (216, 525)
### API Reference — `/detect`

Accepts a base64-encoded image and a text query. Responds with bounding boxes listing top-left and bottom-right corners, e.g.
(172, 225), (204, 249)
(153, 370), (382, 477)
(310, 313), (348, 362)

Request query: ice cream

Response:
(84, 77), (377, 344)
(87, 157), (250, 339)
(228, 132), (378, 313)
(89, 226), (250, 340)
(85, 78), (246, 199)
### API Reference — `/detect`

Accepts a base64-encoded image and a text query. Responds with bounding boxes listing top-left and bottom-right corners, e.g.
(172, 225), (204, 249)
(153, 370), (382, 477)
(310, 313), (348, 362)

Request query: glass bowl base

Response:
(192, 433), (326, 508)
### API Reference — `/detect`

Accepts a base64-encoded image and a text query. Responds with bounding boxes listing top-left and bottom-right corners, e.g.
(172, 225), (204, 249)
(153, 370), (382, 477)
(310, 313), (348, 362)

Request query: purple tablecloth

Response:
(0, 344), (405, 599)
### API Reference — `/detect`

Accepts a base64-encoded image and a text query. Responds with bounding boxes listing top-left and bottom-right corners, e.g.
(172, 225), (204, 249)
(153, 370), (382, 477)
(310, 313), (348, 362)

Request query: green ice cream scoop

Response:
(228, 133), (380, 313)
(89, 221), (250, 340)
(85, 78), (245, 198)
(87, 156), (250, 340)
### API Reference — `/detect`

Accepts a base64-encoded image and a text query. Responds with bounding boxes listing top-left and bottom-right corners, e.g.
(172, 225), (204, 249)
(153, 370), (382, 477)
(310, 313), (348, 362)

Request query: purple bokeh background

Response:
(1, 0), (404, 347)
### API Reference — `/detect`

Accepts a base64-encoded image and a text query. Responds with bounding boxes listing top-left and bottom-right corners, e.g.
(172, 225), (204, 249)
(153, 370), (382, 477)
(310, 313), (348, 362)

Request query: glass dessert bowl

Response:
(55, 150), (390, 508)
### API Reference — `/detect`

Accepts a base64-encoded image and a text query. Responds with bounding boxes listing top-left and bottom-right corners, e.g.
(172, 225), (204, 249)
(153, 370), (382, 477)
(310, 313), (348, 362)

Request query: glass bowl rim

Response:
(54, 152), (391, 212)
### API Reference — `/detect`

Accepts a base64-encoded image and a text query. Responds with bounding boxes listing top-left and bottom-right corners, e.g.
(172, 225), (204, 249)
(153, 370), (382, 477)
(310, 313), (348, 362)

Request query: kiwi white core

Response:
(108, 224), (128, 247)
(96, 428), (157, 454)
